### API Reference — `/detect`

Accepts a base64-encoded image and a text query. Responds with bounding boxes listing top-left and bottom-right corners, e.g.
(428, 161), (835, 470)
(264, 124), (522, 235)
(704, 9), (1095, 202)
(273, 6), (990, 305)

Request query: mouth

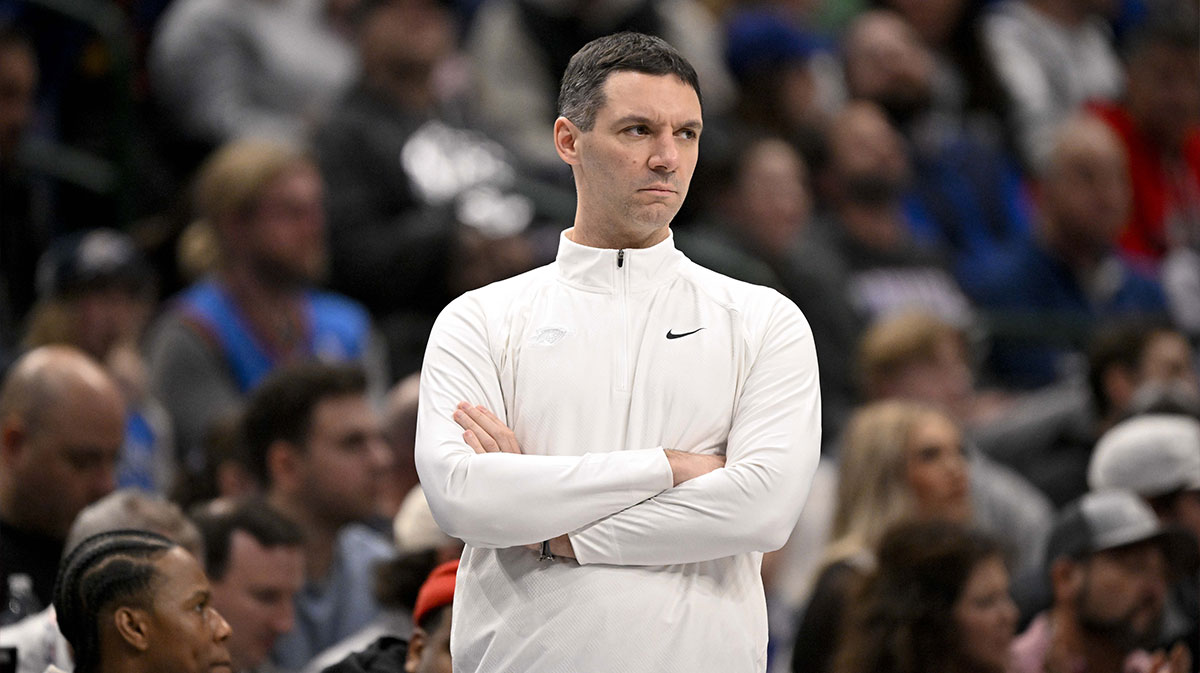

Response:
(639, 185), (676, 196)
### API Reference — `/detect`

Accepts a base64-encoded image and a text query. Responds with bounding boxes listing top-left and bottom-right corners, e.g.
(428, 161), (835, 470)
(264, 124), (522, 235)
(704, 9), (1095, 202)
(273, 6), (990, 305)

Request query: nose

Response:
(648, 132), (678, 173)
(272, 601), (295, 636)
(370, 437), (392, 472)
(213, 608), (233, 642)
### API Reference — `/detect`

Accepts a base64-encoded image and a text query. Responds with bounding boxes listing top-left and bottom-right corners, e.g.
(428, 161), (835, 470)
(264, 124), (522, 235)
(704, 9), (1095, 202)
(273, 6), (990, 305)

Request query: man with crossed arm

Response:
(415, 32), (821, 671)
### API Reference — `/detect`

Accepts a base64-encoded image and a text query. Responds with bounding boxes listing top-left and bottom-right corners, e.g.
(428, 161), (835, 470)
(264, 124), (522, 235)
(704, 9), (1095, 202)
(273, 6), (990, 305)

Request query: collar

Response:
(554, 228), (684, 292)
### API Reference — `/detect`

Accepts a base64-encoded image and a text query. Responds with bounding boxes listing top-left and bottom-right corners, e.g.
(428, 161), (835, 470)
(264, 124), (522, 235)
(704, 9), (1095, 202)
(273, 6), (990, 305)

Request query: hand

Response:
(1148, 643), (1190, 673)
(523, 534), (576, 559)
(663, 450), (725, 487)
(452, 403), (523, 454)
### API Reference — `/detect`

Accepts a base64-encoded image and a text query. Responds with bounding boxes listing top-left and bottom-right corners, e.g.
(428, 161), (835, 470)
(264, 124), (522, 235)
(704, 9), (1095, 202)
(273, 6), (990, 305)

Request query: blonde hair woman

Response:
(791, 400), (971, 673)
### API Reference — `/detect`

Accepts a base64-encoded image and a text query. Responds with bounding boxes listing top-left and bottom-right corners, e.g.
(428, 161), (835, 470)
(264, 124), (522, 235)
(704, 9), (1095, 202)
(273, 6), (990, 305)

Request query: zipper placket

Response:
(616, 249), (630, 392)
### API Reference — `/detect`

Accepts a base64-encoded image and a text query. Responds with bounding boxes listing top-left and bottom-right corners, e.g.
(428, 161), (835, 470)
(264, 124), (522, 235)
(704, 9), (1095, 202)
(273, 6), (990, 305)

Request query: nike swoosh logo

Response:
(666, 328), (705, 339)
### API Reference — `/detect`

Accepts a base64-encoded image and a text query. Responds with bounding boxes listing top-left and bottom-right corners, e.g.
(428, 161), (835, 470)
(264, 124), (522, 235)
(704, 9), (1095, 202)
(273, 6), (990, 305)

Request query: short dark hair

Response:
(241, 362), (368, 485)
(53, 530), (177, 673)
(557, 31), (702, 131)
(1087, 320), (1177, 418)
(190, 498), (305, 581)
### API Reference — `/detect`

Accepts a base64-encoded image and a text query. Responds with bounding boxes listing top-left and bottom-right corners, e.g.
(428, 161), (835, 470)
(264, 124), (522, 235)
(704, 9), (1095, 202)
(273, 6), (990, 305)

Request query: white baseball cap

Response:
(1088, 414), (1200, 497)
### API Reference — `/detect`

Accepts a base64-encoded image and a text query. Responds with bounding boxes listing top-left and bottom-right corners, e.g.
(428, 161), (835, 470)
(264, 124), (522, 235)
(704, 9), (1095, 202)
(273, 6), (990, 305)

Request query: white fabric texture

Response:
(416, 230), (821, 672)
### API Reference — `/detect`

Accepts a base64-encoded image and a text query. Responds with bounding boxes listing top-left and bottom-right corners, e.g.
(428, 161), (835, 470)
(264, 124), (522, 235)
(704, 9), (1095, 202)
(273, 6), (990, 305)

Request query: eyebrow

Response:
(612, 115), (703, 131)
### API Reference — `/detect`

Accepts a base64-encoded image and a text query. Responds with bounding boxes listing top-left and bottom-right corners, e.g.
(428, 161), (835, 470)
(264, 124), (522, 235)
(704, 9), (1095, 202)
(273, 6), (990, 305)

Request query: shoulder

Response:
(433, 264), (555, 325)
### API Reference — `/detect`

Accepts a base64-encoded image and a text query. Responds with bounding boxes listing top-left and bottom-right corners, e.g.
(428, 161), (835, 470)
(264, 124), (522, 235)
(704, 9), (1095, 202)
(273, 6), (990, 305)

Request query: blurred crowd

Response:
(1, 0), (1199, 670)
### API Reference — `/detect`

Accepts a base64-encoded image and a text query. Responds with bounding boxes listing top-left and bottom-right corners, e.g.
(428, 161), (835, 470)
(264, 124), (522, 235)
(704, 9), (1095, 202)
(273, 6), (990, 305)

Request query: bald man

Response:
(964, 113), (1169, 389)
(0, 346), (125, 611)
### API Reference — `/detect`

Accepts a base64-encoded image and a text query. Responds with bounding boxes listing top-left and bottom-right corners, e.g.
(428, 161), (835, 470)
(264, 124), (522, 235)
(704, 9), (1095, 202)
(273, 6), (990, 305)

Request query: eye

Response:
(625, 125), (650, 136)
(677, 128), (698, 140)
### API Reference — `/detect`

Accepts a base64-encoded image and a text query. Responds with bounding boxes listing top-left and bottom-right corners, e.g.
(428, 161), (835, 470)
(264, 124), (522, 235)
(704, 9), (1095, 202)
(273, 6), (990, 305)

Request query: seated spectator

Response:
(191, 499), (306, 673)
(378, 374), (422, 525)
(0, 347), (123, 611)
(841, 10), (1033, 284)
(147, 139), (384, 474)
(303, 486), (463, 673)
(965, 114), (1168, 390)
(51, 530), (233, 673)
(24, 229), (175, 493)
(313, 0), (538, 378)
(1011, 490), (1196, 673)
(791, 400), (971, 673)
(833, 520), (1018, 673)
(817, 101), (973, 329)
(321, 560), (458, 673)
(149, 0), (355, 152)
(240, 363), (394, 670)
(0, 29), (46, 359)
(856, 312), (1053, 573)
(974, 321), (1198, 507)
(0, 489), (202, 673)
(1088, 3), (1200, 271)
(1089, 414), (1200, 657)
(981, 0), (1124, 170)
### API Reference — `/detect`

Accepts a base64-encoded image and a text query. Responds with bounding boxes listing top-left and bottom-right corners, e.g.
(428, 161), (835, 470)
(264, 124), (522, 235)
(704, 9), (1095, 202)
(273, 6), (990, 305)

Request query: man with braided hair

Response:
(51, 530), (233, 673)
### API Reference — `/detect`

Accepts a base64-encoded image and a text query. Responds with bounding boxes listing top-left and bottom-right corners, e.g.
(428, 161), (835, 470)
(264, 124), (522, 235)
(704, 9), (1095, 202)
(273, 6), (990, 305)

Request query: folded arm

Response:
(567, 301), (822, 566)
(416, 294), (690, 549)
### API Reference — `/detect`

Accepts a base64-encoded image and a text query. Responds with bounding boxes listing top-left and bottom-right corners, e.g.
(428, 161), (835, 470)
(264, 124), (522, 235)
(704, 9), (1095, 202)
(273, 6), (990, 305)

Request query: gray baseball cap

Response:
(1044, 490), (1198, 574)
(1089, 415), (1200, 497)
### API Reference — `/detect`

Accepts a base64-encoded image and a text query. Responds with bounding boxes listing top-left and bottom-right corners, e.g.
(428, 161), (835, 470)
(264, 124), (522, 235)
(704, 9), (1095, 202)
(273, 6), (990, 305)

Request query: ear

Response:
(113, 607), (152, 652)
(404, 628), (426, 673)
(554, 117), (582, 167)
(1049, 558), (1083, 602)
(0, 415), (25, 466)
(266, 440), (303, 492)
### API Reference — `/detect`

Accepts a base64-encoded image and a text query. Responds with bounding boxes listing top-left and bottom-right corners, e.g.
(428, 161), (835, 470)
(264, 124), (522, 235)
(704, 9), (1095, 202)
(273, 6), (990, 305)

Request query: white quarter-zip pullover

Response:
(415, 230), (821, 672)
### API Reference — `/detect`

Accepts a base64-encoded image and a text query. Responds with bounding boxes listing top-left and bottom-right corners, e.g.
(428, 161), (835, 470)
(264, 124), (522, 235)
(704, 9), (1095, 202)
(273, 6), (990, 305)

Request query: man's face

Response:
(730, 139), (812, 255)
(1043, 122), (1130, 253)
(5, 382), (123, 537)
(0, 43), (35, 161)
(246, 164), (328, 287)
(566, 71), (702, 245)
(829, 104), (911, 206)
(142, 547), (234, 673)
(405, 609), (452, 673)
(298, 394), (390, 525)
(210, 531), (305, 672)
(1074, 543), (1169, 651)
(1137, 330), (1199, 398)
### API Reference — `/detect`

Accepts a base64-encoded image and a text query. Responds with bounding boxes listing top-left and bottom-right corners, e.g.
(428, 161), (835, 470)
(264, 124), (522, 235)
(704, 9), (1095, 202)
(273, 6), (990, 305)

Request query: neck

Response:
(567, 221), (670, 251)
(217, 265), (308, 352)
(268, 491), (340, 583)
(1047, 609), (1127, 673)
(838, 203), (908, 251)
(1038, 220), (1106, 274)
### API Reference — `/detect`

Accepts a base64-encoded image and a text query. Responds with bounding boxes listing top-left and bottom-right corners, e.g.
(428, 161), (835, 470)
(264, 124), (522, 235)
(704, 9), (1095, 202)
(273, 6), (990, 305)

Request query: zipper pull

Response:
(617, 249), (625, 268)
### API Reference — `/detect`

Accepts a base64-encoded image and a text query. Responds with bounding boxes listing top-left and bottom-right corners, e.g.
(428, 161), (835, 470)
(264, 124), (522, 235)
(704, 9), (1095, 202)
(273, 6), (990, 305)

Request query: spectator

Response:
(818, 101), (973, 329)
(833, 520), (1018, 673)
(1089, 3), (1200, 270)
(855, 312), (1054, 573)
(974, 321), (1198, 507)
(981, 0), (1124, 169)
(313, 0), (538, 378)
(0, 346), (124, 610)
(147, 139), (383, 475)
(0, 489), (203, 673)
(1010, 490), (1195, 673)
(792, 401), (971, 673)
(191, 499), (306, 673)
(1089, 414), (1200, 658)
(149, 0), (356, 152)
(303, 486), (463, 673)
(965, 114), (1167, 390)
(0, 28), (46, 361)
(378, 375), (421, 525)
(24, 229), (175, 494)
(841, 9), (1033, 284)
(240, 363), (393, 670)
(51, 530), (233, 673)
(321, 560), (459, 673)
